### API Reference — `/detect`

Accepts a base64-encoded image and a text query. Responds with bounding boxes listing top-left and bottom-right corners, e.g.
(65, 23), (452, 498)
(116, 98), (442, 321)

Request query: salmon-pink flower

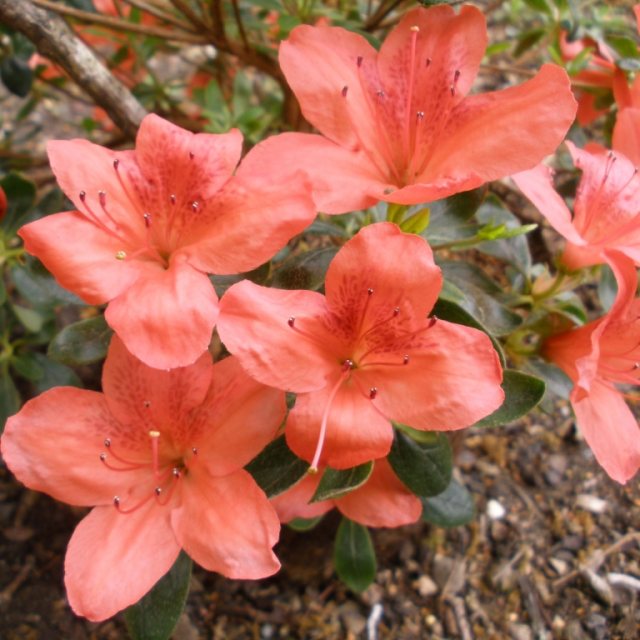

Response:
(543, 255), (640, 483)
(271, 459), (422, 528)
(241, 4), (576, 214)
(217, 223), (504, 470)
(19, 114), (315, 369)
(513, 142), (640, 271)
(0, 337), (284, 621)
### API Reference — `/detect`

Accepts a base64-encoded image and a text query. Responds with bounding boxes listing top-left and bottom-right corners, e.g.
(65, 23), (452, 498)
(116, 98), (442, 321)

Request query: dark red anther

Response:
(113, 159), (120, 170)
(79, 190), (86, 202)
(403, 355), (410, 365)
(104, 438), (112, 447)
(393, 307), (400, 317)
(341, 85), (348, 97)
(189, 151), (195, 160)
(143, 400), (151, 408)
(288, 316), (296, 327)
(376, 89), (385, 98)
(191, 201), (199, 212)
(428, 315), (437, 328)
(99, 191), (107, 207)
(170, 194), (176, 205)
(369, 387), (378, 399)
(192, 447), (198, 455)
(454, 69), (461, 83)
(357, 56), (363, 68)
(416, 111), (425, 121)
(143, 213), (151, 228)
(342, 359), (355, 370)
(450, 86), (455, 97)
(100, 453), (107, 461)
(172, 468), (181, 478)
(367, 288), (374, 296)
(154, 487), (162, 496)
(113, 496), (121, 506)
(426, 57), (432, 67)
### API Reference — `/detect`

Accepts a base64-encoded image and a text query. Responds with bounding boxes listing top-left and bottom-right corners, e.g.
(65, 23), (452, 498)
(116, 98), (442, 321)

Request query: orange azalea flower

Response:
(513, 142), (640, 270)
(543, 255), (640, 483)
(0, 338), (284, 621)
(218, 223), (504, 470)
(242, 4), (576, 213)
(19, 114), (315, 369)
(271, 459), (422, 528)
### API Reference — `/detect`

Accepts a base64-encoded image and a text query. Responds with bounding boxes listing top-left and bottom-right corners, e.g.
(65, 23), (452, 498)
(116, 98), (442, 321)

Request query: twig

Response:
(230, 0), (249, 51)
(120, 0), (197, 32)
(31, 0), (206, 43)
(168, 0), (208, 32)
(443, 596), (473, 640)
(0, 0), (147, 136)
(364, 0), (407, 31)
(0, 555), (35, 606)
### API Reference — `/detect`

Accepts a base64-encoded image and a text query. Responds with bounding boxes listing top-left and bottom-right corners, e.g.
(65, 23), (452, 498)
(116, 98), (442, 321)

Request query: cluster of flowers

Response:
(1, 2), (638, 623)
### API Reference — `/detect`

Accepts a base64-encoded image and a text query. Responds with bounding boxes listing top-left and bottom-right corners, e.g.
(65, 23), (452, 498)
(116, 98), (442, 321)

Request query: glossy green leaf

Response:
(124, 551), (192, 640)
(334, 518), (376, 592)
(0, 368), (21, 433)
(388, 427), (452, 497)
(11, 260), (83, 308)
(474, 370), (545, 428)
(514, 28), (546, 58)
(525, 359), (573, 409)
(210, 261), (271, 297)
(31, 353), (82, 392)
(11, 304), (44, 333)
(48, 315), (113, 366)
(597, 263), (617, 312)
(422, 478), (475, 528)
(10, 352), (44, 381)
(423, 187), (486, 246)
(431, 298), (506, 366)
(0, 172), (36, 234)
(0, 57), (33, 97)
(245, 435), (308, 498)
(288, 516), (324, 532)
(311, 462), (373, 502)
(271, 247), (338, 291)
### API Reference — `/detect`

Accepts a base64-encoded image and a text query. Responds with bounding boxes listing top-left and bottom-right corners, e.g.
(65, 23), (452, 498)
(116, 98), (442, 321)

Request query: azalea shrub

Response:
(1, 0), (640, 636)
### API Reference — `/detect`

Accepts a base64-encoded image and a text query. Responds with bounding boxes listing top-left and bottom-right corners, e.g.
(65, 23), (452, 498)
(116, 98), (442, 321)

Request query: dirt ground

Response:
(2, 404), (639, 640)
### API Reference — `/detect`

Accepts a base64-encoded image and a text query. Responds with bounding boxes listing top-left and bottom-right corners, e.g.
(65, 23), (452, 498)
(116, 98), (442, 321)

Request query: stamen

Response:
(191, 201), (200, 212)
(189, 151), (195, 160)
(357, 56), (363, 68)
(97, 190), (122, 231)
(355, 288), (375, 337)
(113, 492), (154, 514)
(77, 191), (122, 240)
(359, 306), (401, 342)
(341, 85), (348, 97)
(170, 194), (176, 205)
(404, 25), (420, 158)
(426, 57), (432, 67)
(115, 251), (127, 260)
(287, 316), (325, 348)
(144, 213), (152, 228)
(369, 387), (378, 399)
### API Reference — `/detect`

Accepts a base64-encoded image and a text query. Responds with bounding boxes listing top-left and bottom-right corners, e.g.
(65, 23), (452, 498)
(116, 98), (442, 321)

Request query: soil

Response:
(2, 406), (639, 640)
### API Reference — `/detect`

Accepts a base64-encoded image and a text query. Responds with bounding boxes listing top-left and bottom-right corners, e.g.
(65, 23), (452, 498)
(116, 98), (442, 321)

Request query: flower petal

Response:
(235, 132), (385, 215)
(285, 381), (393, 468)
(337, 459), (422, 528)
(420, 65), (576, 187)
(171, 469), (280, 579)
(181, 170), (316, 274)
(217, 280), (339, 392)
(571, 380), (640, 484)
(270, 472), (333, 523)
(65, 503), (180, 621)
(1, 387), (141, 506)
(190, 356), (286, 475)
(613, 107), (640, 167)
(105, 255), (218, 369)
(19, 211), (149, 305)
(357, 320), (504, 430)
(101, 335), (213, 434)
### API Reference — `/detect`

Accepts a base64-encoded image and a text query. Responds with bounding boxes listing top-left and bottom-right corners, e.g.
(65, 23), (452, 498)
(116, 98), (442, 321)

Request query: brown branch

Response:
(120, 0), (198, 32)
(230, 0), (249, 51)
(0, 0), (147, 137)
(31, 0), (206, 43)
(168, 0), (208, 32)
(364, 0), (408, 31)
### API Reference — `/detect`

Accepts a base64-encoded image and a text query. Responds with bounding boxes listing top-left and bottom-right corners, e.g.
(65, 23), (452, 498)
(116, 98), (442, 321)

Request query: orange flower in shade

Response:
(513, 142), (640, 271)
(543, 255), (640, 484)
(0, 337), (284, 621)
(271, 459), (422, 528)
(241, 4), (576, 214)
(217, 223), (504, 471)
(19, 114), (315, 369)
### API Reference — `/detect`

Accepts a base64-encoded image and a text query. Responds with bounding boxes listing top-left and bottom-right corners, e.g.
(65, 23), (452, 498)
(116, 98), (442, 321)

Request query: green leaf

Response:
(210, 261), (271, 297)
(31, 353), (82, 392)
(48, 315), (113, 366)
(11, 304), (44, 333)
(0, 369), (21, 433)
(0, 57), (33, 97)
(618, 57), (640, 72)
(597, 263), (617, 312)
(399, 207), (430, 234)
(431, 298), (506, 366)
(422, 478), (475, 528)
(514, 28), (546, 58)
(388, 427), (452, 497)
(0, 172), (36, 234)
(334, 518), (376, 592)
(245, 435), (309, 498)
(10, 352), (44, 381)
(311, 462), (373, 502)
(271, 247), (338, 291)
(423, 187), (486, 246)
(11, 260), (83, 308)
(606, 35), (640, 60)
(288, 516), (323, 531)
(525, 358), (573, 405)
(124, 551), (192, 640)
(474, 370), (545, 428)
(522, 0), (552, 13)
(438, 261), (523, 336)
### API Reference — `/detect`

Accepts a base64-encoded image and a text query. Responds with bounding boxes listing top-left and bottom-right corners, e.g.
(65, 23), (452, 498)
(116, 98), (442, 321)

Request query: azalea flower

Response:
(240, 4), (576, 214)
(19, 114), (315, 369)
(271, 459), (422, 528)
(512, 142), (640, 271)
(543, 255), (640, 484)
(0, 337), (284, 621)
(217, 222), (504, 470)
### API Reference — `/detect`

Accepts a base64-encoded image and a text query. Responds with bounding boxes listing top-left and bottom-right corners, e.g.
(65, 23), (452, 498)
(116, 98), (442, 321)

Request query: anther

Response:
(393, 307), (400, 316)
(98, 190), (107, 207)
(113, 496), (121, 506)
(170, 194), (176, 205)
(416, 111), (425, 121)
(113, 159), (119, 170)
(189, 151), (195, 160)
(428, 315), (437, 327)
(288, 316), (296, 327)
(191, 201), (200, 212)
(426, 57), (432, 67)
(143, 213), (151, 228)
(341, 85), (348, 97)
(377, 89), (385, 98)
(342, 359), (355, 370)
(357, 56), (363, 67)
(192, 447), (198, 455)
(100, 453), (107, 461)
(368, 288), (374, 295)
(143, 400), (151, 408)
(115, 251), (127, 260)
(403, 355), (410, 365)
(450, 85), (456, 97)
(172, 468), (181, 478)
(154, 487), (162, 496)
(454, 69), (461, 83)
(369, 387), (378, 399)
(104, 438), (112, 447)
